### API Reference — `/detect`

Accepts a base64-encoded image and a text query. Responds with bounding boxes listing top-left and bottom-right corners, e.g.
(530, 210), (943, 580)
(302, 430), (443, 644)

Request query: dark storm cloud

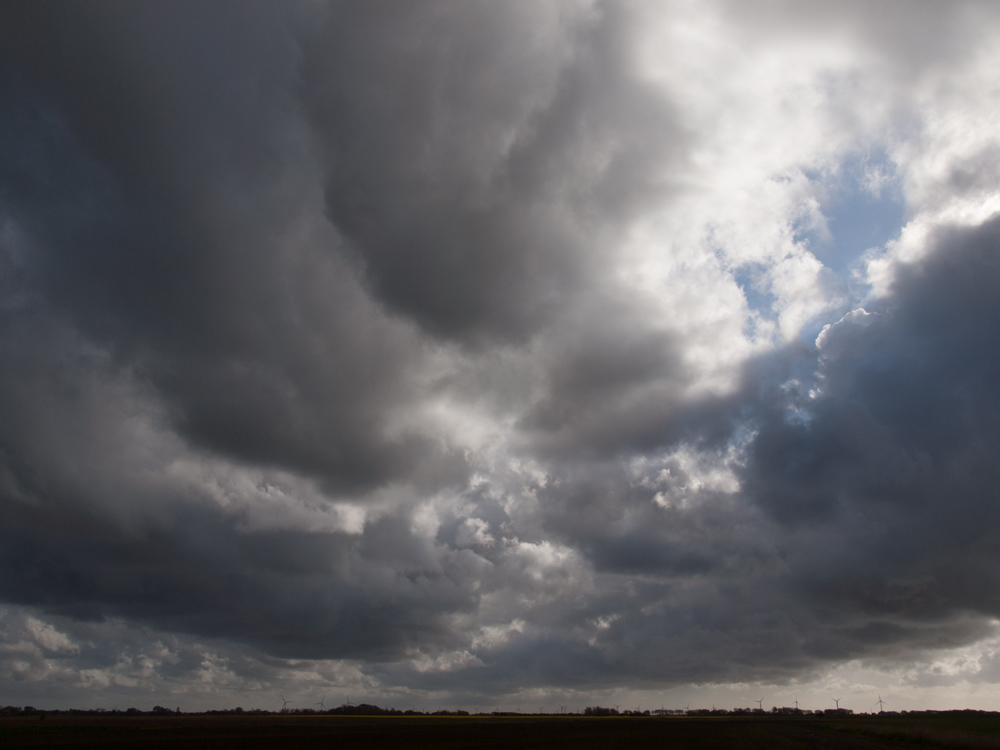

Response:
(743, 217), (1000, 621)
(0, 318), (475, 659)
(304, 1), (685, 343)
(0, 497), (478, 660)
(0, 0), (694, 670)
(0, 0), (456, 492)
(0, 0), (500, 662)
(493, 217), (1000, 689)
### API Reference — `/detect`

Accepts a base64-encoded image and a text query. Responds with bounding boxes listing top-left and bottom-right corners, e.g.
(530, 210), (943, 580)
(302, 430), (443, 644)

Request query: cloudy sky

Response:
(3, 0), (1000, 714)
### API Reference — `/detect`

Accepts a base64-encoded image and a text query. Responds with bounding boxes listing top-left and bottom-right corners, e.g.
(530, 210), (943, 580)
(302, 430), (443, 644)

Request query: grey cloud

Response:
(720, 0), (1000, 76)
(519, 322), (687, 456)
(0, 603), (338, 710)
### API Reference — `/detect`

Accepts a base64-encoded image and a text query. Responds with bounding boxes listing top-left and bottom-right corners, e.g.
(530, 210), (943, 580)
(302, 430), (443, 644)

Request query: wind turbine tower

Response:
(833, 697), (842, 710)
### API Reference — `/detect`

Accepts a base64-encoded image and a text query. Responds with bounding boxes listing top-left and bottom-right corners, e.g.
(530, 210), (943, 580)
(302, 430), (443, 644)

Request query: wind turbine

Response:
(876, 695), (885, 713)
(281, 696), (292, 711)
(559, 705), (566, 714)
(832, 697), (842, 710)
(756, 697), (764, 711)
(346, 695), (353, 707)
(316, 696), (327, 711)
(794, 696), (799, 710)
(613, 704), (621, 714)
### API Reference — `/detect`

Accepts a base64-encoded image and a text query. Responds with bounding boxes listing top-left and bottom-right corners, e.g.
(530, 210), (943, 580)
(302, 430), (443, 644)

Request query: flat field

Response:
(2, 712), (999, 749)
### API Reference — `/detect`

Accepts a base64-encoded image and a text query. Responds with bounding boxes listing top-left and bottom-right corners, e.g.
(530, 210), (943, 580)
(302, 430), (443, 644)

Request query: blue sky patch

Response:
(796, 149), (906, 277)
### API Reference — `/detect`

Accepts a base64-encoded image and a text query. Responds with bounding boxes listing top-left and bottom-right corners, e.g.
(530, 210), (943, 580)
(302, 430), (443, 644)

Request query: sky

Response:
(2, 0), (1000, 715)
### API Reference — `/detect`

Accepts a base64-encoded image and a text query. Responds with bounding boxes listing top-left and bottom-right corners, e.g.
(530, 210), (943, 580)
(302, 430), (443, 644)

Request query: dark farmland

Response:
(4, 713), (1000, 749)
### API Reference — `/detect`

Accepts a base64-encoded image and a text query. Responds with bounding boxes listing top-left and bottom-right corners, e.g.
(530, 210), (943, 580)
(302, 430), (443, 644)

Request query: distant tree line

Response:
(0, 703), (994, 719)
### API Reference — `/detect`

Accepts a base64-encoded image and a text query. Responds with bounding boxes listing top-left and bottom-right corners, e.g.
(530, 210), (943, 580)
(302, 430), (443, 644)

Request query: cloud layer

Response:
(3, 0), (1000, 710)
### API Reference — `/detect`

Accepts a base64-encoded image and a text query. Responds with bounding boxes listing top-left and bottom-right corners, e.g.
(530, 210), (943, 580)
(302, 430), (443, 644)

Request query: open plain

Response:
(3, 713), (1000, 750)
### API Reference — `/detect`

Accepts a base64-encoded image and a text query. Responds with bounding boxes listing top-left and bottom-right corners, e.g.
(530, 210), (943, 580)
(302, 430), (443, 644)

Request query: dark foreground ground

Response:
(3, 713), (1000, 749)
